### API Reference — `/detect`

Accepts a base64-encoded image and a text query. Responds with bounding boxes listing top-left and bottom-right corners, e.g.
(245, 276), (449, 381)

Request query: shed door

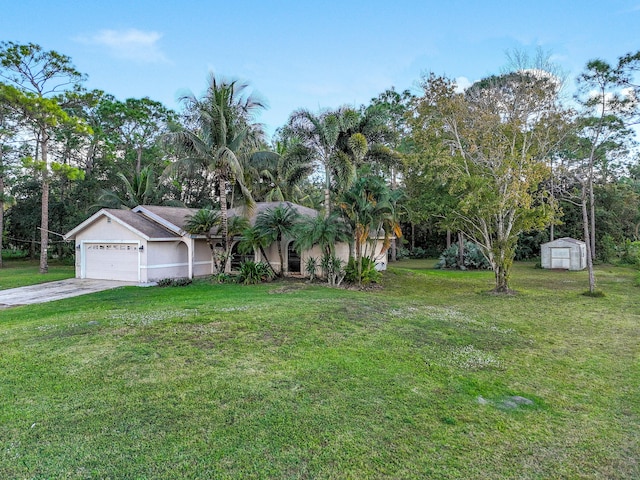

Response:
(84, 243), (139, 281)
(550, 247), (571, 269)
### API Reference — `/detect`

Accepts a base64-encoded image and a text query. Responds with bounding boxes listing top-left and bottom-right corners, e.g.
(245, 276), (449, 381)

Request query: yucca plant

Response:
(239, 260), (275, 285)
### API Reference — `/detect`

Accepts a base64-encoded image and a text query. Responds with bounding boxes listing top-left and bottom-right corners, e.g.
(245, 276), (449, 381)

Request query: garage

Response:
(83, 242), (140, 281)
(65, 208), (186, 283)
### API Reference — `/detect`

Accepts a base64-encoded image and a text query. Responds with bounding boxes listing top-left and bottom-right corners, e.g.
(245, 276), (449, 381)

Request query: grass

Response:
(0, 260), (74, 290)
(0, 260), (638, 478)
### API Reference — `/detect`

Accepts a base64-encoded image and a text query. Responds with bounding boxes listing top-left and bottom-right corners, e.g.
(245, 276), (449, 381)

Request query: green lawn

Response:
(0, 260), (74, 290)
(0, 260), (638, 479)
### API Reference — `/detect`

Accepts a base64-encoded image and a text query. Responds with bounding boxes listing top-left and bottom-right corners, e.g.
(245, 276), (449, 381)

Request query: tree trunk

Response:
(589, 175), (596, 261)
(457, 232), (465, 269)
(493, 263), (510, 293)
(390, 238), (397, 262)
(324, 168), (331, 218)
(411, 222), (415, 251)
(39, 130), (49, 274)
(582, 187), (596, 294)
(136, 146), (142, 175)
(259, 245), (276, 276)
(219, 176), (230, 273)
(278, 240), (285, 277)
(446, 229), (451, 248)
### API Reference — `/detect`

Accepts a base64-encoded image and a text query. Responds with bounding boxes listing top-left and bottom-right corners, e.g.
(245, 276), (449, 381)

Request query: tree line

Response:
(1, 42), (638, 292)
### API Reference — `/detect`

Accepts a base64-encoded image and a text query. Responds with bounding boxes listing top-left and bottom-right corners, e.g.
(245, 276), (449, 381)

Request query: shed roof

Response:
(541, 237), (586, 247)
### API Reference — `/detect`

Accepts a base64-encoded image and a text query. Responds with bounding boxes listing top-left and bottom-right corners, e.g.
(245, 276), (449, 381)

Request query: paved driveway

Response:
(0, 278), (139, 308)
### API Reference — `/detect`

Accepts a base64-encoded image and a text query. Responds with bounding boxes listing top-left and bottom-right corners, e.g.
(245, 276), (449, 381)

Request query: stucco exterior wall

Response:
(144, 241), (189, 281)
(193, 240), (215, 276)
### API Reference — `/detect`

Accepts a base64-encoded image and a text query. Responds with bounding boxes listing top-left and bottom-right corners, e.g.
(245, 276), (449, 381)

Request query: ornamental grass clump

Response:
(239, 260), (275, 285)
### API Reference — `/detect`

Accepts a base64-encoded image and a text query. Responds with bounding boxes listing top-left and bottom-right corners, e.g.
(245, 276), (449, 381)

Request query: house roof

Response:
(64, 208), (181, 241)
(133, 205), (200, 233)
(229, 201), (319, 226)
(65, 202), (321, 241)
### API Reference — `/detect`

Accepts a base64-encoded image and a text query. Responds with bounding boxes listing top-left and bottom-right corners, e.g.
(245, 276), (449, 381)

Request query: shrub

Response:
(239, 261), (275, 285)
(598, 235), (618, 263)
(344, 256), (382, 285)
(211, 272), (236, 284)
(305, 256), (318, 281)
(435, 241), (491, 270)
(410, 247), (428, 259)
(156, 277), (193, 287)
(1, 248), (29, 260)
(515, 230), (549, 260)
(320, 253), (345, 286)
(618, 240), (640, 267)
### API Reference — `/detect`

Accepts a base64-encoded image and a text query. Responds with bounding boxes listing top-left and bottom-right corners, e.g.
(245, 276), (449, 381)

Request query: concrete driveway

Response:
(0, 278), (140, 308)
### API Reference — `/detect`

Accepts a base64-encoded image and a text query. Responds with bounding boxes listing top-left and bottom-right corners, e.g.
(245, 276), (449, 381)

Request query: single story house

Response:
(64, 202), (389, 283)
(540, 237), (587, 271)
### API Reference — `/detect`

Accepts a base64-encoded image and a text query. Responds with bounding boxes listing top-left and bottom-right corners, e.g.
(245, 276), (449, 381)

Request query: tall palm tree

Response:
(285, 107), (360, 216)
(166, 74), (264, 264)
(254, 205), (300, 276)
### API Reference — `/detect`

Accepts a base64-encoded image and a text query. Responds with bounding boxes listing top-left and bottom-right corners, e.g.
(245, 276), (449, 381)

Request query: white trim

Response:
(65, 210), (152, 241)
(132, 206), (186, 235)
(143, 260), (211, 270)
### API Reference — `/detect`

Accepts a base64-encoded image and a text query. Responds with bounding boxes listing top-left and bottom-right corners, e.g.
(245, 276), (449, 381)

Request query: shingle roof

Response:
(104, 209), (181, 239)
(66, 202), (322, 241)
(136, 205), (200, 230)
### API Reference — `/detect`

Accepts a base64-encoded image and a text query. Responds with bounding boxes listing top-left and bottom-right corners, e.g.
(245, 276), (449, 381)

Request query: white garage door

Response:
(84, 243), (139, 281)
(550, 247), (571, 269)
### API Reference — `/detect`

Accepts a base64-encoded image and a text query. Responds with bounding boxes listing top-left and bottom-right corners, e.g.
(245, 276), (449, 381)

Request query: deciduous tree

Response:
(412, 72), (567, 293)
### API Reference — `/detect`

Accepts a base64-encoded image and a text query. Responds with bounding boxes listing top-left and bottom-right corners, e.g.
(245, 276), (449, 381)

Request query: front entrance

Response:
(287, 242), (301, 274)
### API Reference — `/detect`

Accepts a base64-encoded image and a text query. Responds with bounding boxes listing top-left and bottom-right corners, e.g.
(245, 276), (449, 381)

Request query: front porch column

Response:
(186, 237), (194, 279)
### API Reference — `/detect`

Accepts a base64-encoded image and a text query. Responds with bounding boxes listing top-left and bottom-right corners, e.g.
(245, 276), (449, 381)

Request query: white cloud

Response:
(76, 29), (169, 64)
(454, 76), (473, 92)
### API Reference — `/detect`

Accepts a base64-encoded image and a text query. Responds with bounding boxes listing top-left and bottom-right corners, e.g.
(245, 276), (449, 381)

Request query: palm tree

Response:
(247, 136), (315, 203)
(285, 107), (360, 216)
(237, 225), (275, 276)
(184, 207), (222, 272)
(293, 212), (350, 258)
(339, 173), (401, 285)
(96, 166), (179, 209)
(166, 74), (264, 264)
(254, 205), (300, 276)
(336, 104), (401, 178)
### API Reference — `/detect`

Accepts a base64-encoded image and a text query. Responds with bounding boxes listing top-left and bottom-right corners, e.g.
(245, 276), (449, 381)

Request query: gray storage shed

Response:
(540, 237), (587, 271)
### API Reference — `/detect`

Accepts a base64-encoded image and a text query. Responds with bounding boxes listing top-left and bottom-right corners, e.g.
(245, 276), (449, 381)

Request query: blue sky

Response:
(2, 1), (639, 139)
